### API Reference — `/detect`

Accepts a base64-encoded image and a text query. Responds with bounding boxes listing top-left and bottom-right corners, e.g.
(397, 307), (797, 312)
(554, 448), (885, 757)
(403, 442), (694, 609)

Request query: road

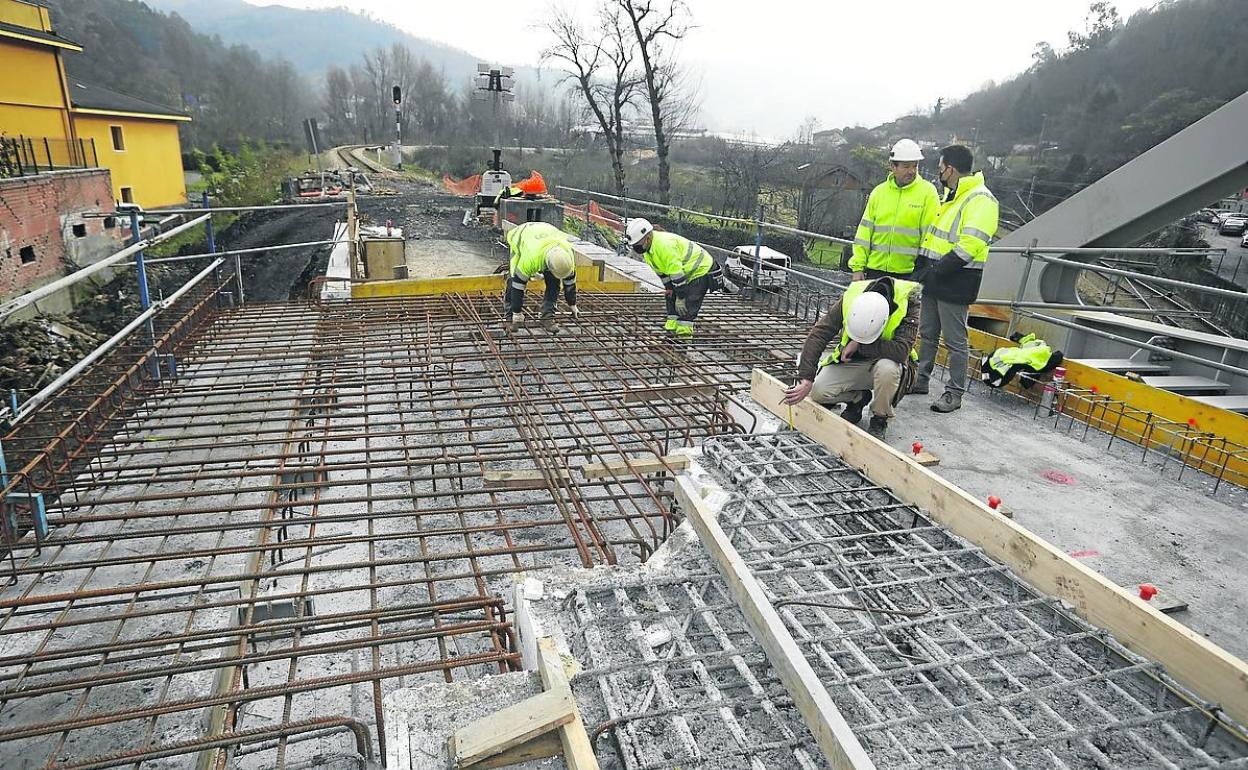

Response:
(1204, 228), (1248, 287)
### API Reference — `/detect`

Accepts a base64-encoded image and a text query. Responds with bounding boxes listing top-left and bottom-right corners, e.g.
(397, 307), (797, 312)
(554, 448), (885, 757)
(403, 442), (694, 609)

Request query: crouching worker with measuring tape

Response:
(781, 276), (921, 440)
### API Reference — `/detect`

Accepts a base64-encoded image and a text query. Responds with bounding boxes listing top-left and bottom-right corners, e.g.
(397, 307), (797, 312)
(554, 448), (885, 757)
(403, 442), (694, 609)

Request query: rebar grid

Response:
(566, 433), (1248, 770)
(0, 290), (793, 769)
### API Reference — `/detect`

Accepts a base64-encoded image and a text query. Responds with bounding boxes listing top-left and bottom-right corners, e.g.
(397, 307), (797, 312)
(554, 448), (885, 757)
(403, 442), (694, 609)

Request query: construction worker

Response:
(912, 144), (999, 413)
(503, 221), (578, 333)
(781, 276), (921, 440)
(625, 218), (716, 338)
(850, 139), (940, 280)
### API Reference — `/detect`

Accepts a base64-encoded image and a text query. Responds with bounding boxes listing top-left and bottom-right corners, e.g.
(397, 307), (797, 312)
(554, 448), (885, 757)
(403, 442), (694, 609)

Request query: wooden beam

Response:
(750, 368), (1248, 729)
(581, 454), (690, 479)
(674, 476), (877, 770)
(483, 469), (571, 490)
(622, 382), (717, 403)
(536, 637), (600, 770)
(449, 687), (575, 768)
(473, 732), (563, 768)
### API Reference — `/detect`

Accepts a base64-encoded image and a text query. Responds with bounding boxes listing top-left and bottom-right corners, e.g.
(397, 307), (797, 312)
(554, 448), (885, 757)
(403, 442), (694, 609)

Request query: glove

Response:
(569, 305), (580, 320)
(675, 298), (688, 317)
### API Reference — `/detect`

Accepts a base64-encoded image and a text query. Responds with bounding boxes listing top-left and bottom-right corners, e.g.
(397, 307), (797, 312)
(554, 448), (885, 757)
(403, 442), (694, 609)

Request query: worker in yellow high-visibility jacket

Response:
(849, 139), (940, 280)
(912, 144), (999, 413)
(625, 218), (717, 338)
(503, 221), (577, 333)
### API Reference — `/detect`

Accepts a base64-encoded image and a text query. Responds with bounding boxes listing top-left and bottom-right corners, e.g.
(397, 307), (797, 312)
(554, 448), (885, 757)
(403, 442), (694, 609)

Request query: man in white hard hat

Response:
(781, 276), (922, 440)
(625, 217), (719, 338)
(503, 221), (579, 333)
(849, 139), (939, 281)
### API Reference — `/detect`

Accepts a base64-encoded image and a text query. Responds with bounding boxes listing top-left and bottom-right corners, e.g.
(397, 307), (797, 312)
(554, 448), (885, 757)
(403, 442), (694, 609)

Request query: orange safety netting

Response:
(442, 174), (482, 196)
(564, 200), (625, 232)
(512, 170), (547, 195)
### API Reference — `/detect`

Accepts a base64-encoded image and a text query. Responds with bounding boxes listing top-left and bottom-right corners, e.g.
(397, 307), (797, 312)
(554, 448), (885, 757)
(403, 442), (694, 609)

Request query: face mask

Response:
(631, 243), (646, 254)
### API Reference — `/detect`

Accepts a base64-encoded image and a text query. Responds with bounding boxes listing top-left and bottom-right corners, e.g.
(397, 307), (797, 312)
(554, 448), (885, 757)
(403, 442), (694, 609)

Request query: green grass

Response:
(805, 239), (845, 267)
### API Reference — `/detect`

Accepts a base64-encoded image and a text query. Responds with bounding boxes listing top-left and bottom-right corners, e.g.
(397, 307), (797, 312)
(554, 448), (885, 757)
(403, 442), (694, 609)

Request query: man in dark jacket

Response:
(781, 276), (921, 440)
(911, 145), (999, 413)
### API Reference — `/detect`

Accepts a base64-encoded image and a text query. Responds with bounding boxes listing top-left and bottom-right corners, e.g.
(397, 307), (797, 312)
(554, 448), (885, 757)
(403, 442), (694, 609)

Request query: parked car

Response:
(725, 245), (791, 289)
(1196, 208), (1222, 224)
(1240, 231), (1248, 248)
(1219, 215), (1248, 235)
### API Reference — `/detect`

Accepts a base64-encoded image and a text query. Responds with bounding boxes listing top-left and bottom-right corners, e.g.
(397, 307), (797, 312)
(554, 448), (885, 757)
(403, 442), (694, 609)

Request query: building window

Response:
(72, 223), (87, 238)
(120, 187), (134, 204)
(110, 125), (125, 151)
(20, 246), (36, 264)
(103, 216), (116, 229)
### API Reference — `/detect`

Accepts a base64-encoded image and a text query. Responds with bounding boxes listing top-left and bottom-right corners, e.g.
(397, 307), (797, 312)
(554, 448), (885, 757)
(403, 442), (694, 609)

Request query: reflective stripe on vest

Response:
(918, 186), (996, 267)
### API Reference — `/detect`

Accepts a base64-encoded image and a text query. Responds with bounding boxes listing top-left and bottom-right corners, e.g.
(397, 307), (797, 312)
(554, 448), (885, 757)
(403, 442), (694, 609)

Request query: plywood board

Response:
(751, 367), (1248, 730)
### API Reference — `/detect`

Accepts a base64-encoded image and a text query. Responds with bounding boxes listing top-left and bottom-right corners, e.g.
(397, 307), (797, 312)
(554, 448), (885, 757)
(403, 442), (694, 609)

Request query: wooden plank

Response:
(483, 469), (571, 490)
(473, 731), (563, 769)
(581, 454), (690, 479)
(449, 687), (575, 768)
(623, 382), (717, 403)
(674, 476), (877, 770)
(751, 368), (1248, 729)
(536, 637), (600, 770)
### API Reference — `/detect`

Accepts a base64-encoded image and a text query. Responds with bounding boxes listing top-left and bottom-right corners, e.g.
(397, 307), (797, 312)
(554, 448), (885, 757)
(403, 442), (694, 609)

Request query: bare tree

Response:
(543, 5), (639, 196)
(616, 0), (697, 204)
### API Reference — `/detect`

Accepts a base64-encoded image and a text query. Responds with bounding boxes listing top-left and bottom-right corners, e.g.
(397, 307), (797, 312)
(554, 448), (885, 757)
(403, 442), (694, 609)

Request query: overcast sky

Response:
(249, 0), (1159, 137)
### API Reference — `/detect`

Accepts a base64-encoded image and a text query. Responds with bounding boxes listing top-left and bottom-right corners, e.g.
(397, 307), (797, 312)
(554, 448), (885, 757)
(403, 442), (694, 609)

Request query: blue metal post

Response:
(129, 209), (161, 381)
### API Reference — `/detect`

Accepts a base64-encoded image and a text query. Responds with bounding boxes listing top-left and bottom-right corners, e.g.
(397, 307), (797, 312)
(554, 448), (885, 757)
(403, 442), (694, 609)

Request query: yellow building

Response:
(0, 0), (189, 207)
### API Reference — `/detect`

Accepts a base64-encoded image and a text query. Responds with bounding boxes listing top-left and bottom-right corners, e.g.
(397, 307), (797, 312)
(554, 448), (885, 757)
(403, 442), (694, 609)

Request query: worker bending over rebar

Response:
(782, 276), (922, 440)
(503, 221), (578, 333)
(625, 217), (727, 339)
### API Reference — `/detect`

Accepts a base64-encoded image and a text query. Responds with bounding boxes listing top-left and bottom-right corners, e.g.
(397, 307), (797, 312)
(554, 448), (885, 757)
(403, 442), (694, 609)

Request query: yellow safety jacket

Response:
(987, 334), (1052, 375)
(820, 279), (921, 367)
(918, 172), (998, 304)
(850, 174), (939, 275)
(642, 232), (713, 295)
(505, 222), (576, 314)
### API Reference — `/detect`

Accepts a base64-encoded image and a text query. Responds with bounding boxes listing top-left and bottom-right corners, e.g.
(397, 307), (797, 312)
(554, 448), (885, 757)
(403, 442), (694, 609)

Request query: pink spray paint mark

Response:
(1068, 549), (1101, 559)
(1042, 469), (1076, 485)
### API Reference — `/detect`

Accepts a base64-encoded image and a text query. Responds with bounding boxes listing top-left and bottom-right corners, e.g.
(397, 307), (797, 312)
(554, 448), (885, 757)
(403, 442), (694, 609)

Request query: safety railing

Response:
(0, 135), (98, 178)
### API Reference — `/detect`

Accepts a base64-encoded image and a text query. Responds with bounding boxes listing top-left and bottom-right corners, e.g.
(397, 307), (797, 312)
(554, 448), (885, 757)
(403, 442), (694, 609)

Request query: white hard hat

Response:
(889, 139), (924, 163)
(625, 218), (654, 246)
(845, 291), (891, 344)
(545, 245), (575, 279)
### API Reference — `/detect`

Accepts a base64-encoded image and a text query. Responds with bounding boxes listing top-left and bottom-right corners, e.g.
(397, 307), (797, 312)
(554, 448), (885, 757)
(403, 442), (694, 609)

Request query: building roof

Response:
(69, 79), (191, 122)
(0, 19), (81, 50)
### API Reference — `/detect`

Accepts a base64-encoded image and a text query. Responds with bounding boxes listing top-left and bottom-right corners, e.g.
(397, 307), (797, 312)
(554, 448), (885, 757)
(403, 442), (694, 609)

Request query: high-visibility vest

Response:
(506, 222), (574, 288)
(642, 232), (713, 287)
(820, 279), (920, 367)
(850, 174), (939, 275)
(987, 334), (1052, 375)
(918, 172), (998, 270)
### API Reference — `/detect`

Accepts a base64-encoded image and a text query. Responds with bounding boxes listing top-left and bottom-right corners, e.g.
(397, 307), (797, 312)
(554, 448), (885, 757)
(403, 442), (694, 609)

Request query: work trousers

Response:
(503, 272), (571, 318)
(810, 358), (901, 419)
(864, 267), (913, 280)
(916, 295), (970, 397)
(664, 273), (710, 323)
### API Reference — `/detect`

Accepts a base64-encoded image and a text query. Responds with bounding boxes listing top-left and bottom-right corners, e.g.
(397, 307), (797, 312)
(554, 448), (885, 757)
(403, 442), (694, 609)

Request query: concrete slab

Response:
(405, 238), (502, 278)
(857, 379), (1248, 661)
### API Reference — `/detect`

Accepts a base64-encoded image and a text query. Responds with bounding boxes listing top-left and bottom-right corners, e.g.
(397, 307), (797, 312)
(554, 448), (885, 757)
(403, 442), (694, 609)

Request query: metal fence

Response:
(0, 135), (98, 178)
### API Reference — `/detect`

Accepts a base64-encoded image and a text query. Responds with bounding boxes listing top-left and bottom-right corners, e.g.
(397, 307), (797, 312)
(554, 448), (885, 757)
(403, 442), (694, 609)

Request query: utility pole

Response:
(392, 85), (402, 170)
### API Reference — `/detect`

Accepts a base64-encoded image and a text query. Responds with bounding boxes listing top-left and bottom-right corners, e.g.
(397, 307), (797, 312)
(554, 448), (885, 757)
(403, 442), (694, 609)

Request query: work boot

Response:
(930, 391), (962, 413)
(867, 415), (888, 440)
(909, 379), (930, 395)
(540, 316), (559, 334)
(839, 392), (870, 425)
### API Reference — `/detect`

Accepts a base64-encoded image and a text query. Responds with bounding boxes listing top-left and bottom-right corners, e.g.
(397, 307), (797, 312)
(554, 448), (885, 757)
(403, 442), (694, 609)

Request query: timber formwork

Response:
(566, 432), (1248, 769)
(0, 292), (804, 769)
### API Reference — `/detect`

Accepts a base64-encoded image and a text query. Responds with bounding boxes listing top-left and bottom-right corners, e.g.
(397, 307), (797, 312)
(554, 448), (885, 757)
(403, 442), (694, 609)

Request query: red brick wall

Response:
(0, 169), (122, 298)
